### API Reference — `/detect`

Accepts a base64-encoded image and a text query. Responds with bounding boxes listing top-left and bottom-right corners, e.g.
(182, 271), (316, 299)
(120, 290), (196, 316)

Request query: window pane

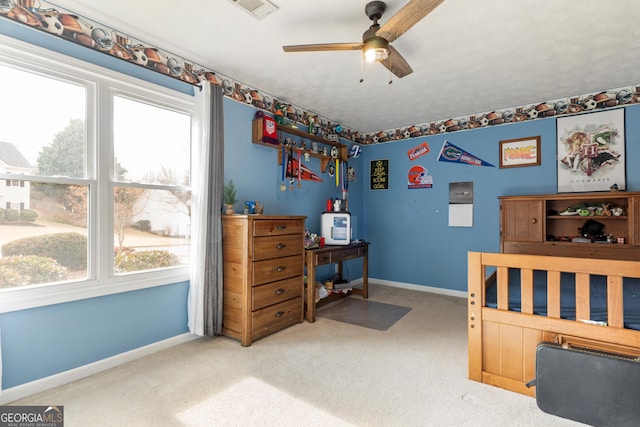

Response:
(114, 187), (190, 274)
(113, 96), (191, 185)
(0, 65), (87, 178)
(0, 183), (88, 289)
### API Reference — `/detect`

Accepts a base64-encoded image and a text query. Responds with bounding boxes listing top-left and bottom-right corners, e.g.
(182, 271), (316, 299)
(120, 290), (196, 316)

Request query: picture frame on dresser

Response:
(499, 136), (541, 168)
(556, 108), (626, 193)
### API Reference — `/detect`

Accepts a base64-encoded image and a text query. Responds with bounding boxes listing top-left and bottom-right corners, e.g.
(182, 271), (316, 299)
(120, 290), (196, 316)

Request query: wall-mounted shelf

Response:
(252, 118), (348, 172)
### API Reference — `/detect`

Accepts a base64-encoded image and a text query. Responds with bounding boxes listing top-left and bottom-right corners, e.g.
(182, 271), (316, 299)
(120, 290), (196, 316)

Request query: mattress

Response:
(485, 269), (640, 330)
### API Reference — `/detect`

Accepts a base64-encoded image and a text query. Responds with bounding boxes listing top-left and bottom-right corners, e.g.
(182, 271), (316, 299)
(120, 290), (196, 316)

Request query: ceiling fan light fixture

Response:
(363, 37), (389, 62)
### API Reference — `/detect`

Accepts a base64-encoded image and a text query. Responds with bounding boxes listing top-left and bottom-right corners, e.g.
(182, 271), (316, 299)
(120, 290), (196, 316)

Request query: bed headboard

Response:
(499, 192), (640, 261)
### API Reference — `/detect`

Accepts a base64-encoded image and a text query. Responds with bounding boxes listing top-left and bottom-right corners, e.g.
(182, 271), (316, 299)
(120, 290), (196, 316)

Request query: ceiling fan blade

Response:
(376, 0), (445, 43)
(283, 42), (363, 53)
(380, 45), (413, 78)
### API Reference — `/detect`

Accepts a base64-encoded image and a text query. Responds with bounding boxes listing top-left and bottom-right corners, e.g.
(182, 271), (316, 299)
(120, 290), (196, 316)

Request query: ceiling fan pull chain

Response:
(359, 54), (365, 83)
(388, 55), (393, 85)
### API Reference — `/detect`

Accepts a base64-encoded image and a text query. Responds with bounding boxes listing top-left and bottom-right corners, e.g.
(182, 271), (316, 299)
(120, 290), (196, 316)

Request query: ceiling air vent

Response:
(230, 0), (279, 20)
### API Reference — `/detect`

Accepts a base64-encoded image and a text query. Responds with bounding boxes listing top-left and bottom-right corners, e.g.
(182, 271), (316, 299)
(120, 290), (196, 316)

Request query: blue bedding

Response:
(485, 269), (640, 331)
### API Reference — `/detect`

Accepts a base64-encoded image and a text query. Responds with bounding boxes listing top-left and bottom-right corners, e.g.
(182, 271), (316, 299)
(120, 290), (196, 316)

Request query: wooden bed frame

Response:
(467, 251), (640, 396)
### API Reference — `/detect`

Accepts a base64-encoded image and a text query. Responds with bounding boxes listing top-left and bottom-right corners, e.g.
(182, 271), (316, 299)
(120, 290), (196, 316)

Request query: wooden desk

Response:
(304, 241), (369, 322)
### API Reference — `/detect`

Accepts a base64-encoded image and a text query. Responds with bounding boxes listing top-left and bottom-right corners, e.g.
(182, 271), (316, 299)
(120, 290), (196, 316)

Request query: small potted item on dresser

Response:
(223, 179), (238, 215)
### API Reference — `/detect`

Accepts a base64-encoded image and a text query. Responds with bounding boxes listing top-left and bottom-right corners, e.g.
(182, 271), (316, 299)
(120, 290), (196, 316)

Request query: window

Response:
(0, 37), (194, 309)
(112, 96), (192, 274)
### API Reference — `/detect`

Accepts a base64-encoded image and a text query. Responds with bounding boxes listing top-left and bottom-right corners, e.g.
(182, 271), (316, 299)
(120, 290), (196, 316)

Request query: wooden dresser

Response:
(221, 215), (306, 346)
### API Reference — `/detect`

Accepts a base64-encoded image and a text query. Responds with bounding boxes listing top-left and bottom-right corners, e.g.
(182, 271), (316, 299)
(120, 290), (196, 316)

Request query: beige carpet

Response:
(11, 284), (585, 426)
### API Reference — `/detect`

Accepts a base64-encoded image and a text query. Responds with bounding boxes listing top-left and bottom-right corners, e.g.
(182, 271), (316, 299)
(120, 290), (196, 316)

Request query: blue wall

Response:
(2, 13), (640, 394)
(359, 106), (640, 292)
(1, 282), (189, 389)
(223, 98), (366, 280)
(223, 99), (364, 232)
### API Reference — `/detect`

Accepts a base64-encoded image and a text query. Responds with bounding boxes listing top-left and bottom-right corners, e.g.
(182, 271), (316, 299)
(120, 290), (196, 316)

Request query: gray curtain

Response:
(203, 83), (224, 336)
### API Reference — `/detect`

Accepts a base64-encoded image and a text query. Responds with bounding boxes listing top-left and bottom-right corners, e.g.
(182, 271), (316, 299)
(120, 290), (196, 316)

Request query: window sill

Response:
(0, 268), (190, 313)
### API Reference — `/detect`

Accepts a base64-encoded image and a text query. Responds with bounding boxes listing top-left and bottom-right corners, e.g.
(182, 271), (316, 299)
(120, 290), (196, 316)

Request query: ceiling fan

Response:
(282, 0), (445, 79)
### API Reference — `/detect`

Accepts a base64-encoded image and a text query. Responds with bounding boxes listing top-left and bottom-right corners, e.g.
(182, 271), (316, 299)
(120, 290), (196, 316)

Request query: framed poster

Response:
(499, 136), (541, 168)
(557, 109), (625, 192)
(370, 159), (389, 190)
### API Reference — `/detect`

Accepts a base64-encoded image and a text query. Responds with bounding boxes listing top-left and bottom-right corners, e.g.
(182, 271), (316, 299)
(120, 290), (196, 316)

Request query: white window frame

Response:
(0, 35), (195, 313)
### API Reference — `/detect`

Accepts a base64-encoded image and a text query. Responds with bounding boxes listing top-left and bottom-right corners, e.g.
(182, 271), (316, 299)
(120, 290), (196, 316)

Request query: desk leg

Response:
(363, 251), (368, 299)
(306, 258), (317, 323)
(340, 256), (369, 299)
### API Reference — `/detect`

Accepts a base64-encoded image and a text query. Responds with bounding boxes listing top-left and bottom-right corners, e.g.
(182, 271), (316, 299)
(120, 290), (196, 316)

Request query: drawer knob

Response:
(276, 243), (286, 249)
(277, 225), (287, 230)
(275, 311), (285, 317)
(275, 288), (285, 295)
(530, 218), (537, 224)
(276, 266), (286, 272)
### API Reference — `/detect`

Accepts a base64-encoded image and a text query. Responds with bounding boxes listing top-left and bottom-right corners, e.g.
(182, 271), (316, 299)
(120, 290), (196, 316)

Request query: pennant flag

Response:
(437, 140), (495, 167)
(287, 156), (323, 182)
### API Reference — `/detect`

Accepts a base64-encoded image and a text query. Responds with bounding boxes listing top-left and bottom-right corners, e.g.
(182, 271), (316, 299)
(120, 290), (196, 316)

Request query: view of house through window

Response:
(0, 60), (192, 290)
(112, 96), (192, 274)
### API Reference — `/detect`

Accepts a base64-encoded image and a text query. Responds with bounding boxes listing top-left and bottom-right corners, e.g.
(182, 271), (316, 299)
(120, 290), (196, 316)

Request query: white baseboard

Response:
(368, 277), (467, 299)
(1, 333), (198, 405)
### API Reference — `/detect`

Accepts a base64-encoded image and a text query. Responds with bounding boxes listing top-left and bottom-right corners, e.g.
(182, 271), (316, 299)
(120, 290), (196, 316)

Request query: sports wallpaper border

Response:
(2, 0), (639, 146)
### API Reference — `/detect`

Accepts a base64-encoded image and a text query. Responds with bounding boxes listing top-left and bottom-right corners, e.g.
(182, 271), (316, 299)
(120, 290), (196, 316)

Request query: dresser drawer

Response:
(252, 276), (302, 310)
(252, 255), (303, 285)
(253, 234), (302, 261)
(252, 297), (302, 341)
(253, 219), (303, 237)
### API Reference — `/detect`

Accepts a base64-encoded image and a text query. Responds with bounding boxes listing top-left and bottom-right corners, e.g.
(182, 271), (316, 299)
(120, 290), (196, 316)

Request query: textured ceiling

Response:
(52, 0), (640, 134)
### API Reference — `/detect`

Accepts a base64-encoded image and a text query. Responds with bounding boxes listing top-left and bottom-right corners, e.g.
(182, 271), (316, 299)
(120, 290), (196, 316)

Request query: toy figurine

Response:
(274, 102), (285, 124)
(308, 115), (315, 133)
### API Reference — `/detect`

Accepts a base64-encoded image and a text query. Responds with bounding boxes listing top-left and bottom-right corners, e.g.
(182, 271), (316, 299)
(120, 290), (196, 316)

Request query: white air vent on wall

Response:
(230, 0), (279, 20)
